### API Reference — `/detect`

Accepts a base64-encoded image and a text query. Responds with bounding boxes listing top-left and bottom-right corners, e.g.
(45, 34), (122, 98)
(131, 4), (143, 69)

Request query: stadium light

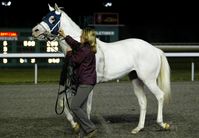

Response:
(103, 0), (112, 7)
(104, 2), (112, 7)
(1, 1), (11, 6)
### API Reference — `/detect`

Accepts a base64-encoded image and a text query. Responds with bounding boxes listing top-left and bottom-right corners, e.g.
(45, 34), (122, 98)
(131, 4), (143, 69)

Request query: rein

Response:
(43, 34), (73, 115)
(33, 30), (73, 115)
(55, 84), (73, 115)
(55, 85), (65, 115)
(34, 11), (77, 115)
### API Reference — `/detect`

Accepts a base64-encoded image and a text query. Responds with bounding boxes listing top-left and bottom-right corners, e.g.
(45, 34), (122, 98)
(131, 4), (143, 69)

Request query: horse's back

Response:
(96, 38), (163, 81)
(99, 38), (160, 51)
(99, 38), (162, 59)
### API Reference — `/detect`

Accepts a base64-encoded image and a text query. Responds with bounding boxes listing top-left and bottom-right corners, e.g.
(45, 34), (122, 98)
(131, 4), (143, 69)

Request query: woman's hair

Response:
(81, 27), (97, 53)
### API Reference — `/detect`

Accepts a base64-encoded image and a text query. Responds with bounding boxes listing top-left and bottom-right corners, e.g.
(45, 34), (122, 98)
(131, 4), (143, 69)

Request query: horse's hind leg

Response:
(144, 80), (170, 129)
(131, 79), (147, 134)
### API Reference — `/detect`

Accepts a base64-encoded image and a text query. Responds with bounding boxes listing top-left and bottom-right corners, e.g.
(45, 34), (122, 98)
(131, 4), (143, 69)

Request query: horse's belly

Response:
(102, 55), (134, 81)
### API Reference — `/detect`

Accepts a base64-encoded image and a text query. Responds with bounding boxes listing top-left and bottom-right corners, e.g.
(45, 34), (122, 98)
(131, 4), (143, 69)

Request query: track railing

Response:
(0, 52), (199, 84)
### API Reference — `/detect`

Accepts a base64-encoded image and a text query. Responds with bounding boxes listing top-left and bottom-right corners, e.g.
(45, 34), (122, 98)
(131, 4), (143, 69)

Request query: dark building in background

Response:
(0, 0), (199, 43)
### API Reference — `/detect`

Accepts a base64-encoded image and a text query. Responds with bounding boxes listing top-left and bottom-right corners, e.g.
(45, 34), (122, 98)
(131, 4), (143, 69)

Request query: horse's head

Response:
(32, 3), (62, 40)
(32, 3), (81, 41)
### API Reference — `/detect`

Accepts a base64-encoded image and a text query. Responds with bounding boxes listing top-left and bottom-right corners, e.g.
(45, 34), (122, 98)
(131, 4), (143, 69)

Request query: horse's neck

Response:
(61, 12), (82, 41)
(58, 39), (71, 55)
(59, 11), (109, 57)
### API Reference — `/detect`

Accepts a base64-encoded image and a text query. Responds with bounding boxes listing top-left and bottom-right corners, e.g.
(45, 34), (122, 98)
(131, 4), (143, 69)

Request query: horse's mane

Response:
(59, 7), (102, 43)
(60, 10), (82, 36)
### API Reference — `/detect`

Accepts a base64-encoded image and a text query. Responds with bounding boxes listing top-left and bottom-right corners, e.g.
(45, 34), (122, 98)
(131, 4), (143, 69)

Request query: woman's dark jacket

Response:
(64, 35), (96, 85)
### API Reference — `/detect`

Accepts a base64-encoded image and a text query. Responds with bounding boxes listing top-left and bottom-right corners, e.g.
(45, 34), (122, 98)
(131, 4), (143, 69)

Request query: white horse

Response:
(32, 3), (171, 134)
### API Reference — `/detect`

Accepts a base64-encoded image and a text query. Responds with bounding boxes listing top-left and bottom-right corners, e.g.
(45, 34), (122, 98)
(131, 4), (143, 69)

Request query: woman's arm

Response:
(58, 29), (80, 50)
(64, 35), (80, 50)
(67, 48), (86, 65)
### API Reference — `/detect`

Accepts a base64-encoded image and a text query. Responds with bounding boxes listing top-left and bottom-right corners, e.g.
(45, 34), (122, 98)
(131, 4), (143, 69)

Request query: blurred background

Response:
(0, 0), (199, 83)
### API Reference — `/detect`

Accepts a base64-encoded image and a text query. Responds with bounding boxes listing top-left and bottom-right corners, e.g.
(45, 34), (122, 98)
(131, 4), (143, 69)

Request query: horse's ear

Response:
(48, 3), (54, 11)
(54, 3), (60, 12)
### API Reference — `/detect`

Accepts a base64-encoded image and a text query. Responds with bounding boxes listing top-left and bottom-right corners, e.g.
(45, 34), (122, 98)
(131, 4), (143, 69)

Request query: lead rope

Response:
(45, 35), (71, 115)
(55, 81), (72, 115)
(35, 29), (78, 115)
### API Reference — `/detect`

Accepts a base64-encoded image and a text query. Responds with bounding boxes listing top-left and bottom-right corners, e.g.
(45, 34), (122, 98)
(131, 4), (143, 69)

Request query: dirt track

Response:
(0, 82), (198, 138)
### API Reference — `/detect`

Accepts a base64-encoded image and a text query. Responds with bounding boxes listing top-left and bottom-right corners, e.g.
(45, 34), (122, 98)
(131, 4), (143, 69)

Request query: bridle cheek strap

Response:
(50, 20), (61, 34)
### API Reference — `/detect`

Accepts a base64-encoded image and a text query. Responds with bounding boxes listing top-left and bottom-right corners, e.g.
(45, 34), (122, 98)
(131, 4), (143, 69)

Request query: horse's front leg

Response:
(87, 90), (94, 119)
(63, 94), (79, 133)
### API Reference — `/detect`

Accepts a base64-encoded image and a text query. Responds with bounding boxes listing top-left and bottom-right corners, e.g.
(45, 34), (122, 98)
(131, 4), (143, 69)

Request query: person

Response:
(59, 27), (97, 138)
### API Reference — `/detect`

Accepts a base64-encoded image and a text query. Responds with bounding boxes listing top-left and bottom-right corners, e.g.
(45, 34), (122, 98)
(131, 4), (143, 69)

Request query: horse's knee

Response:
(157, 94), (164, 102)
(145, 81), (164, 101)
(138, 97), (147, 110)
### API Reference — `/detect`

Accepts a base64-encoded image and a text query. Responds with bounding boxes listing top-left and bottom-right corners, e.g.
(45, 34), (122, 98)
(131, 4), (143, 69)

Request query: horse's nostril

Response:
(35, 29), (39, 32)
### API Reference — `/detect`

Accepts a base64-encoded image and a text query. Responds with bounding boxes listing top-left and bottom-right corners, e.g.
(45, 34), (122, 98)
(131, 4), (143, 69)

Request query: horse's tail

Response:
(157, 52), (171, 103)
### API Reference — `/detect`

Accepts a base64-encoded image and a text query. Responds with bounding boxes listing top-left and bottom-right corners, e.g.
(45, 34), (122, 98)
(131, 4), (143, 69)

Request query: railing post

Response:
(191, 62), (194, 81)
(34, 63), (38, 84)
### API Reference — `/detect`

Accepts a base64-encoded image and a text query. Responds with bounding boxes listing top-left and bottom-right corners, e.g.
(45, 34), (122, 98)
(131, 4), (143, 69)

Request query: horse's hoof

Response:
(72, 123), (80, 134)
(157, 122), (171, 131)
(131, 127), (143, 134)
(163, 123), (170, 130)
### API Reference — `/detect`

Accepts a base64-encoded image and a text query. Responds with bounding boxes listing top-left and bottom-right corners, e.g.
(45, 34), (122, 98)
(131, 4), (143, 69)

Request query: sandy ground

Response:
(0, 81), (198, 138)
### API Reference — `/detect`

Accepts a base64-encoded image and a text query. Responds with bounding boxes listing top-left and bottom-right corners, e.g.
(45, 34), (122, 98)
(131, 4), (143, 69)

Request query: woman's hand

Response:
(67, 47), (72, 52)
(59, 29), (72, 52)
(58, 29), (66, 37)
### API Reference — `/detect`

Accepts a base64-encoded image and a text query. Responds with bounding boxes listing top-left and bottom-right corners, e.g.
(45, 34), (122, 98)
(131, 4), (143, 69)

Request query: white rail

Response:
(1, 52), (199, 58)
(156, 45), (199, 51)
(0, 53), (64, 58)
(0, 52), (199, 83)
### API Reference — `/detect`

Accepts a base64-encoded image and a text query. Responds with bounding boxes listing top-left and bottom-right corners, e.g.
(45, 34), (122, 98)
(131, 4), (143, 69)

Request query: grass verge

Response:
(0, 68), (198, 84)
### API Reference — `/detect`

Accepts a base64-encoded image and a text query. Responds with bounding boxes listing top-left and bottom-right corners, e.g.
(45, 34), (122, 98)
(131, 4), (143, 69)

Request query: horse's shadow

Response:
(92, 113), (176, 132)
(92, 113), (157, 124)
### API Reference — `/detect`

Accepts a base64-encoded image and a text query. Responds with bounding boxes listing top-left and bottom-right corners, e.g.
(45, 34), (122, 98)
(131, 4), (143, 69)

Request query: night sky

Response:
(0, 0), (199, 43)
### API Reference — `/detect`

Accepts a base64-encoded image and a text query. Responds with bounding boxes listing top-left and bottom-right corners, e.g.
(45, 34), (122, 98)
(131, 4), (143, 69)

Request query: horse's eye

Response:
(51, 17), (55, 20)
(49, 16), (56, 24)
